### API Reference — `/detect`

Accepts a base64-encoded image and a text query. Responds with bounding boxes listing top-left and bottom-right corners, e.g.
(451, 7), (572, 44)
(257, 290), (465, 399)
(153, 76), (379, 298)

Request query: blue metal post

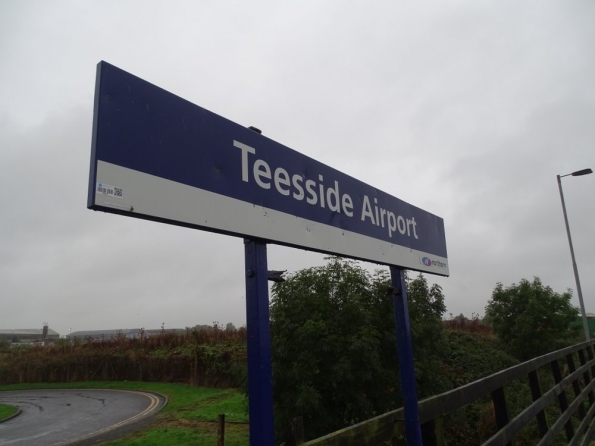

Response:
(244, 238), (275, 446)
(390, 265), (423, 445)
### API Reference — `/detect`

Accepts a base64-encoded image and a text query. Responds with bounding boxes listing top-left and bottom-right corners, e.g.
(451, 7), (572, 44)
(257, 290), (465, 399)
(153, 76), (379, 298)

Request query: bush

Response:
(269, 257), (447, 440)
(485, 277), (579, 361)
(0, 329), (247, 388)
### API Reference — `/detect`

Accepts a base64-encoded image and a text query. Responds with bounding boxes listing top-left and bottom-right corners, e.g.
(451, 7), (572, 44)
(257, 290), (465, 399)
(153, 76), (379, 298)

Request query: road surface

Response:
(0, 388), (165, 445)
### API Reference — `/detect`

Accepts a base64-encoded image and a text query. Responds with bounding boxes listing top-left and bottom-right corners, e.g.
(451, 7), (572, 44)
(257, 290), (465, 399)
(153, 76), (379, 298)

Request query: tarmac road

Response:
(0, 389), (166, 445)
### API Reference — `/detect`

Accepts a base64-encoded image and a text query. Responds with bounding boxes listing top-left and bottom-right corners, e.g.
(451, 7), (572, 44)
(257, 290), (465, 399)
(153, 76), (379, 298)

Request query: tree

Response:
(269, 257), (447, 440)
(406, 269), (448, 396)
(485, 277), (579, 361)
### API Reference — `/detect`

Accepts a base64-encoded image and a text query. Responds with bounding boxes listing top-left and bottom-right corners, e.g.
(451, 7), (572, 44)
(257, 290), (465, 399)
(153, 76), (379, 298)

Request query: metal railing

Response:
(287, 340), (595, 445)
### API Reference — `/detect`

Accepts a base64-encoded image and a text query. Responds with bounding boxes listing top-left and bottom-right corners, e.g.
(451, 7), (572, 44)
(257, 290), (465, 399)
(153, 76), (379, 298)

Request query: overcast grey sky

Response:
(1, 1), (594, 337)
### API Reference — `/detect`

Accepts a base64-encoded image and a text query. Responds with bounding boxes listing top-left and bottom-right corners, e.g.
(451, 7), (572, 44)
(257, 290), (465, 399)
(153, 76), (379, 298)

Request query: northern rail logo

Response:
(422, 257), (447, 268)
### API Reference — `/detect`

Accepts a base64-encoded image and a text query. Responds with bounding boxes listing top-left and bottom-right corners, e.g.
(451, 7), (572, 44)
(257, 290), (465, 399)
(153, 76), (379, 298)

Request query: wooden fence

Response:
(287, 339), (595, 445)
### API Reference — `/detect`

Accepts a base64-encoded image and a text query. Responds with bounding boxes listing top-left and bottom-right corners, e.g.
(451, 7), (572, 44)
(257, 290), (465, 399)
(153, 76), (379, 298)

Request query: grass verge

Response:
(0, 402), (18, 421)
(0, 382), (249, 445)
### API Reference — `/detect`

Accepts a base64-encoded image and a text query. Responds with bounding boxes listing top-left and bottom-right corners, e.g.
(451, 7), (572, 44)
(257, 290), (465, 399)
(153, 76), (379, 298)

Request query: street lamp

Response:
(557, 168), (593, 341)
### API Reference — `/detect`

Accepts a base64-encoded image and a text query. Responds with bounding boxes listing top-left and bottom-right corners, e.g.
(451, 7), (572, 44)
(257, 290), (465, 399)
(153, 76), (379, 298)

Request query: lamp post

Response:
(557, 168), (593, 341)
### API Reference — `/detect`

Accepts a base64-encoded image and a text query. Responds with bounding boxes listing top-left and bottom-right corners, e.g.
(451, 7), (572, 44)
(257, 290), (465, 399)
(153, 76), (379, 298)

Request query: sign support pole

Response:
(244, 238), (275, 446)
(390, 266), (423, 445)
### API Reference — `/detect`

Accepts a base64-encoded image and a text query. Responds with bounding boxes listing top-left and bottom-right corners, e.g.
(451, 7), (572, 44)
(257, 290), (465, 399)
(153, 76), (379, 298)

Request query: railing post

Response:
(528, 370), (549, 438)
(491, 386), (513, 446)
(587, 345), (595, 390)
(217, 413), (225, 446)
(390, 266), (423, 446)
(566, 353), (586, 419)
(435, 417), (445, 446)
(421, 418), (445, 446)
(551, 359), (574, 441)
(285, 417), (305, 446)
(578, 348), (595, 405)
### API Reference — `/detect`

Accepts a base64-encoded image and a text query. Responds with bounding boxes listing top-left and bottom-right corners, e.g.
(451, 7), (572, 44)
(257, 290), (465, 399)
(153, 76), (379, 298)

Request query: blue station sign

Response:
(88, 62), (448, 275)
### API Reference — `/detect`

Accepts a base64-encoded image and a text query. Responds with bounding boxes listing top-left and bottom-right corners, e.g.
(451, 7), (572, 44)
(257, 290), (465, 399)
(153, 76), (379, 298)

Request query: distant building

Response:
(0, 326), (60, 345)
(68, 328), (183, 341)
(574, 313), (595, 337)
